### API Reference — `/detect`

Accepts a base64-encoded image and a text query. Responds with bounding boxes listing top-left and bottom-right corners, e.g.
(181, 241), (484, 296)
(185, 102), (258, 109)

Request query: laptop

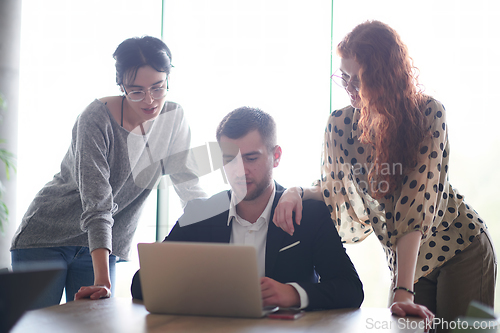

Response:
(137, 242), (278, 318)
(0, 263), (64, 333)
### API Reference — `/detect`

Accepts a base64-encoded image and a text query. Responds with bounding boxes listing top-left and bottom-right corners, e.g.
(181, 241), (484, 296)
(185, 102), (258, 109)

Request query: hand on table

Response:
(390, 300), (434, 331)
(260, 277), (300, 308)
(74, 285), (111, 301)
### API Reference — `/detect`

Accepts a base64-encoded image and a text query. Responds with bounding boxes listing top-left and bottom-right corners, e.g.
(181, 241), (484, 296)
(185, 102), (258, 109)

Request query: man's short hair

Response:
(216, 107), (277, 152)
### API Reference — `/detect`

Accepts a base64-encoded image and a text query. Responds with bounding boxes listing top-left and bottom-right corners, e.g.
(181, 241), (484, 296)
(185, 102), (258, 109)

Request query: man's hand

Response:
(74, 285), (111, 301)
(260, 277), (300, 308)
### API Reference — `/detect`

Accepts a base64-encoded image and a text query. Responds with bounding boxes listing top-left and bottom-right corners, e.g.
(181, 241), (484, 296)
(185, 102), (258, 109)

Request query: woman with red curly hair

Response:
(273, 20), (496, 328)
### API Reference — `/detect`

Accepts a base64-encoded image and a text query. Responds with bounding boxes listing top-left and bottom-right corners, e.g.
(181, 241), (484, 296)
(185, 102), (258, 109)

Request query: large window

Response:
(18, 0), (164, 300)
(161, 0), (500, 308)
(17, 0), (499, 308)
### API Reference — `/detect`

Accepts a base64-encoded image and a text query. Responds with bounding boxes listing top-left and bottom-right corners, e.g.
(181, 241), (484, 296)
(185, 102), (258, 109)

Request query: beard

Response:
(243, 179), (271, 201)
(242, 171), (273, 201)
(230, 174), (273, 203)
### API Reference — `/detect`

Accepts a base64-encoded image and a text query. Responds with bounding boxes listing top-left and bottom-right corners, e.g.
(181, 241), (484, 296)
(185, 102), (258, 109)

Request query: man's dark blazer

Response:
(131, 183), (364, 310)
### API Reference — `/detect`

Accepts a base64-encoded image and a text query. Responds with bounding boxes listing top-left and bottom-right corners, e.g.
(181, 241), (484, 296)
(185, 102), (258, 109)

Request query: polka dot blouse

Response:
(319, 97), (487, 282)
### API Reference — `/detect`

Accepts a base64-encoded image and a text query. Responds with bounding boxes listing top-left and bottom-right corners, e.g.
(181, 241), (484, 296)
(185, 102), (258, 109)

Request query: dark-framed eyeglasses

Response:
(331, 69), (360, 92)
(123, 79), (169, 102)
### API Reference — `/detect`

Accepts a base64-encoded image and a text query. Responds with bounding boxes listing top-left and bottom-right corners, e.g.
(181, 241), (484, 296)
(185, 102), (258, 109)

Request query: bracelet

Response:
(298, 186), (304, 199)
(393, 286), (416, 296)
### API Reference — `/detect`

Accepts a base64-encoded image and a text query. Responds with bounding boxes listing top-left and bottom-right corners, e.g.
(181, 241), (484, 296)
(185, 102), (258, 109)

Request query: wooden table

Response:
(11, 297), (426, 333)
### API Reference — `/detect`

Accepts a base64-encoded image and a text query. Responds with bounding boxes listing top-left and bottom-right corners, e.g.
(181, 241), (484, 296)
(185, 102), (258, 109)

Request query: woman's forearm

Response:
(91, 248), (111, 288)
(302, 185), (323, 201)
(394, 231), (421, 302)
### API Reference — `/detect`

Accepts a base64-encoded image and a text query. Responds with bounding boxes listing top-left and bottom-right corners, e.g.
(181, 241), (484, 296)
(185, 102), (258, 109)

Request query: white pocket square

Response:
(279, 241), (300, 252)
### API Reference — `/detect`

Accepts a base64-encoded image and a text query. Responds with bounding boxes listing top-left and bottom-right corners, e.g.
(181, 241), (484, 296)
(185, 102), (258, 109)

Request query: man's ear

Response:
(272, 145), (282, 168)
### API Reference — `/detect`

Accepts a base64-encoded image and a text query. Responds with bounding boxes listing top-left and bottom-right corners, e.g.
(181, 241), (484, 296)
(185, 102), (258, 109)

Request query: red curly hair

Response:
(337, 20), (429, 199)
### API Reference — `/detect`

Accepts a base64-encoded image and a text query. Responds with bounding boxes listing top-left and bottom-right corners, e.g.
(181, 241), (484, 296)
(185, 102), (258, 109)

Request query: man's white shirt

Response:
(227, 186), (309, 309)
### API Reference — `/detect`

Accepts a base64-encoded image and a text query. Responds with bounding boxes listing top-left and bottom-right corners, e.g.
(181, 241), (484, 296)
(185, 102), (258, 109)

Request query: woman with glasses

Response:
(273, 21), (496, 329)
(11, 36), (206, 308)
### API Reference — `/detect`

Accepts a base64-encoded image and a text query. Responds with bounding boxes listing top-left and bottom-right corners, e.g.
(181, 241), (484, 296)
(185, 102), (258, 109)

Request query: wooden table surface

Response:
(11, 297), (426, 333)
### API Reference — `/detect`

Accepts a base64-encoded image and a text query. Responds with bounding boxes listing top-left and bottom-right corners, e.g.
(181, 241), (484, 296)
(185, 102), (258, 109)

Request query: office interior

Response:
(0, 0), (498, 310)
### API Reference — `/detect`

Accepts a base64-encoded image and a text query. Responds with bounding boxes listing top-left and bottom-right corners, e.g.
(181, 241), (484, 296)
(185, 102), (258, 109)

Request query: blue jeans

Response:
(11, 246), (116, 309)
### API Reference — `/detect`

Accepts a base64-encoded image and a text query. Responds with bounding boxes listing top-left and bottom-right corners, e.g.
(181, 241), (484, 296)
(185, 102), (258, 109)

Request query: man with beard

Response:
(131, 107), (364, 310)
